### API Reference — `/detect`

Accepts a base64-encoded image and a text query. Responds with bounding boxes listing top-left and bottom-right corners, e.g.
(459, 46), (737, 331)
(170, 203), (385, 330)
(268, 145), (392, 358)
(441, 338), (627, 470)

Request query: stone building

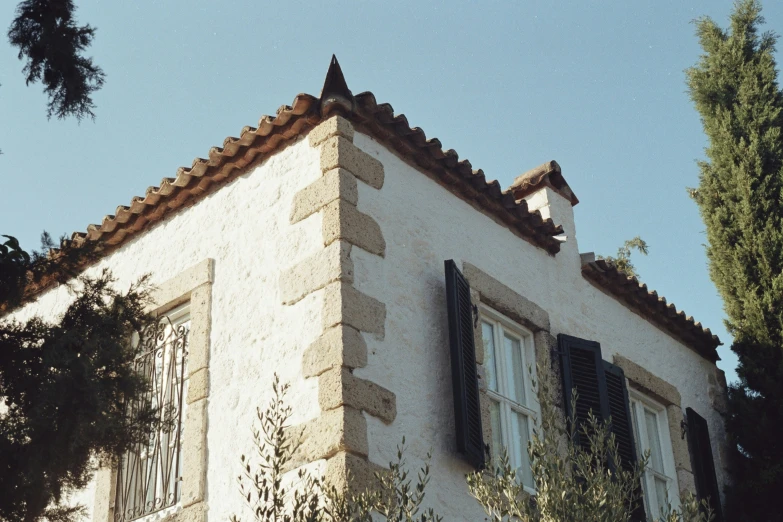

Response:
(10, 57), (729, 521)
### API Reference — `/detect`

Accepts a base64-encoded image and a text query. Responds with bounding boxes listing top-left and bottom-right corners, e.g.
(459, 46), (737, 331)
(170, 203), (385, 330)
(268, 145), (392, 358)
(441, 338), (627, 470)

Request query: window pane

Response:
(482, 321), (498, 392)
(644, 409), (665, 473)
(654, 477), (669, 516)
(504, 334), (526, 405)
(509, 410), (533, 488)
(631, 402), (642, 455)
(490, 399), (503, 463)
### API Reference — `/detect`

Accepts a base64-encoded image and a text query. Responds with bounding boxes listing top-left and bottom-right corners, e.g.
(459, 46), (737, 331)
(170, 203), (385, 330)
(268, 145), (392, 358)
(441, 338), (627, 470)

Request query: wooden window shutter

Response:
(603, 361), (638, 472)
(686, 407), (724, 522)
(559, 335), (644, 521)
(444, 260), (485, 469)
(604, 361), (645, 522)
(558, 334), (610, 450)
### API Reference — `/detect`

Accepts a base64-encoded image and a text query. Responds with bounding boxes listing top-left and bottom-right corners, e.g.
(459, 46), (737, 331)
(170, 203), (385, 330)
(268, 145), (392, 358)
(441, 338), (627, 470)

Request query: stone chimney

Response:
(508, 160), (580, 258)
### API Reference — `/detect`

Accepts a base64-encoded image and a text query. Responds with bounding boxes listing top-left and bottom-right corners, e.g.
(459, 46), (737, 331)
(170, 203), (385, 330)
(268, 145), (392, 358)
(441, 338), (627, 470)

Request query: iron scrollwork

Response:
(114, 315), (189, 522)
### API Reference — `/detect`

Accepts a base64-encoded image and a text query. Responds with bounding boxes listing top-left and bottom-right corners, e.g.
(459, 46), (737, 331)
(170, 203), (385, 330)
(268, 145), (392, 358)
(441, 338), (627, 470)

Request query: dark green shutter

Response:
(559, 335), (644, 521)
(604, 362), (638, 472)
(604, 361), (645, 522)
(686, 407), (724, 522)
(558, 334), (609, 450)
(444, 260), (485, 469)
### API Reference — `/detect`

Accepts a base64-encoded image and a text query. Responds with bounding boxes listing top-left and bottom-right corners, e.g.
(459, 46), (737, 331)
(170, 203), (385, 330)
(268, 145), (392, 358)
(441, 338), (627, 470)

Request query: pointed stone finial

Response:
(320, 55), (354, 117)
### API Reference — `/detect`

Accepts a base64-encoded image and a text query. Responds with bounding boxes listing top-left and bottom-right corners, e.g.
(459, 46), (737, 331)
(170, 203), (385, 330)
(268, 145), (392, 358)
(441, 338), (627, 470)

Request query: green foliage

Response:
(0, 233), (100, 311)
(686, 1), (783, 518)
(0, 235), (31, 310)
(467, 365), (712, 522)
(0, 237), (156, 522)
(8, 0), (105, 120)
(597, 237), (649, 279)
(231, 375), (441, 522)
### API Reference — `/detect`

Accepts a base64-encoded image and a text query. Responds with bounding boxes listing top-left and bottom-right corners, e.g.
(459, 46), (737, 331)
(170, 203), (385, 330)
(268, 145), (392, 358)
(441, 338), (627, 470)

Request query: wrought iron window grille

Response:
(114, 309), (190, 522)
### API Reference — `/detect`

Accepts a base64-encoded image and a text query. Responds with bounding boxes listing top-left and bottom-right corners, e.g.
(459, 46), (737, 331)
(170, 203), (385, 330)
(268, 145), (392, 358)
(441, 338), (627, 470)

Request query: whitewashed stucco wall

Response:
(350, 131), (727, 520)
(7, 137), (326, 522)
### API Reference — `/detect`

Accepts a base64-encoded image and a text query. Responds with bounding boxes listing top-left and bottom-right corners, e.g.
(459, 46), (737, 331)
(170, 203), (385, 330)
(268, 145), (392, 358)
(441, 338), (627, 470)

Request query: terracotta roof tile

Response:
(63, 67), (563, 257)
(25, 59), (718, 365)
(580, 255), (721, 361)
(509, 160), (579, 205)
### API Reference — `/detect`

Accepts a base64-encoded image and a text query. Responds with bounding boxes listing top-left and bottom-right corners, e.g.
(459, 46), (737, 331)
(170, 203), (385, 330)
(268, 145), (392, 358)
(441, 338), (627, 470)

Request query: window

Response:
(114, 304), (191, 522)
(480, 305), (538, 490)
(629, 393), (679, 518)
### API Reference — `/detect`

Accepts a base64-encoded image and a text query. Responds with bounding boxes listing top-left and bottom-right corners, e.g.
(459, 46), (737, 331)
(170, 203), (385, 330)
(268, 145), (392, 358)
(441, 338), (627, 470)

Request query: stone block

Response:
(462, 262), (549, 332)
(309, 115), (354, 147)
(325, 451), (385, 495)
(187, 368), (209, 405)
(280, 241), (354, 305)
(303, 325), (368, 377)
(613, 354), (681, 407)
(319, 367), (397, 424)
(187, 284), (212, 374)
(322, 199), (385, 257)
(287, 406), (369, 468)
(322, 282), (386, 336)
(168, 502), (207, 522)
(666, 404), (692, 473)
(290, 168), (358, 224)
(149, 259), (214, 313)
(677, 468), (697, 496)
(181, 399), (207, 508)
(320, 136), (384, 189)
(92, 463), (117, 522)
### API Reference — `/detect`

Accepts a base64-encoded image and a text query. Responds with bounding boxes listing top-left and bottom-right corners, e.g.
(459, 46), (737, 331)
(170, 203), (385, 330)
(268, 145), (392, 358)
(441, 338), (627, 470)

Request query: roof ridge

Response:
(581, 257), (721, 361)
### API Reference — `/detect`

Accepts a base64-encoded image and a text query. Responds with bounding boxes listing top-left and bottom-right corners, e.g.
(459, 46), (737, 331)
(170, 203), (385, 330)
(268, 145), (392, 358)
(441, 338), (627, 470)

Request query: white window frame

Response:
(629, 391), (680, 518)
(479, 304), (539, 493)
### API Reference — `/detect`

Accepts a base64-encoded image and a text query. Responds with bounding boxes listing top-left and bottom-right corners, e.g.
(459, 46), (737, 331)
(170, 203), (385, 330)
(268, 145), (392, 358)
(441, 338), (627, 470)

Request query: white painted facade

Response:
(8, 115), (727, 521)
(8, 137), (328, 522)
(350, 131), (728, 520)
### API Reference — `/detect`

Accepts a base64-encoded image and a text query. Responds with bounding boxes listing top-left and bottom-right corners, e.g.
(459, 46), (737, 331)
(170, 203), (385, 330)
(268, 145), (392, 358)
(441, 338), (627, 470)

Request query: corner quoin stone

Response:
(309, 115), (355, 148)
(322, 282), (386, 336)
(322, 199), (386, 257)
(279, 240), (354, 305)
(303, 324), (368, 377)
(325, 451), (386, 495)
(319, 367), (397, 424)
(290, 168), (359, 224)
(287, 406), (369, 468)
(320, 135), (385, 189)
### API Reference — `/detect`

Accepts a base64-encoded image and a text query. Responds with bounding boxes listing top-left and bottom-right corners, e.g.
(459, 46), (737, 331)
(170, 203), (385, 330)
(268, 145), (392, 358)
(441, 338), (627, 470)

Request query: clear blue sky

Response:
(2, 1), (782, 383)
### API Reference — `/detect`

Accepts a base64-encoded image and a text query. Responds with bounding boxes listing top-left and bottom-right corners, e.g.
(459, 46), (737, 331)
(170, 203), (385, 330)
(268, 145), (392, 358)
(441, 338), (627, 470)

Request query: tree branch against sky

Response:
(597, 237), (649, 279)
(687, 1), (783, 519)
(8, 0), (105, 121)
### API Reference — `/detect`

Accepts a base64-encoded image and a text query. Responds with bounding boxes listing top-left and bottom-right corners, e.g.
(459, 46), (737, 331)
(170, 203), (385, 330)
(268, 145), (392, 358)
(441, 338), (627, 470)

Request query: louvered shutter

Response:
(559, 335), (644, 520)
(604, 361), (645, 522)
(686, 407), (724, 522)
(558, 334), (609, 450)
(444, 260), (485, 469)
(603, 362), (638, 472)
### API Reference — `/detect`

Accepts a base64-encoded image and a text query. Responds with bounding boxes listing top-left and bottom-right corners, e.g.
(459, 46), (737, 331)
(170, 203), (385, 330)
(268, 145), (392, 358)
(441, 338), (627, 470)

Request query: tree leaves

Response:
(0, 267), (155, 522)
(8, 0), (105, 121)
(687, 1), (783, 519)
(597, 237), (649, 279)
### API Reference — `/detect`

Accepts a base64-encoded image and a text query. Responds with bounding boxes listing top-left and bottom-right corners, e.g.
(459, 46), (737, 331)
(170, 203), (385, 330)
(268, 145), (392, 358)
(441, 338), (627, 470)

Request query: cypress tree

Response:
(687, 1), (783, 519)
